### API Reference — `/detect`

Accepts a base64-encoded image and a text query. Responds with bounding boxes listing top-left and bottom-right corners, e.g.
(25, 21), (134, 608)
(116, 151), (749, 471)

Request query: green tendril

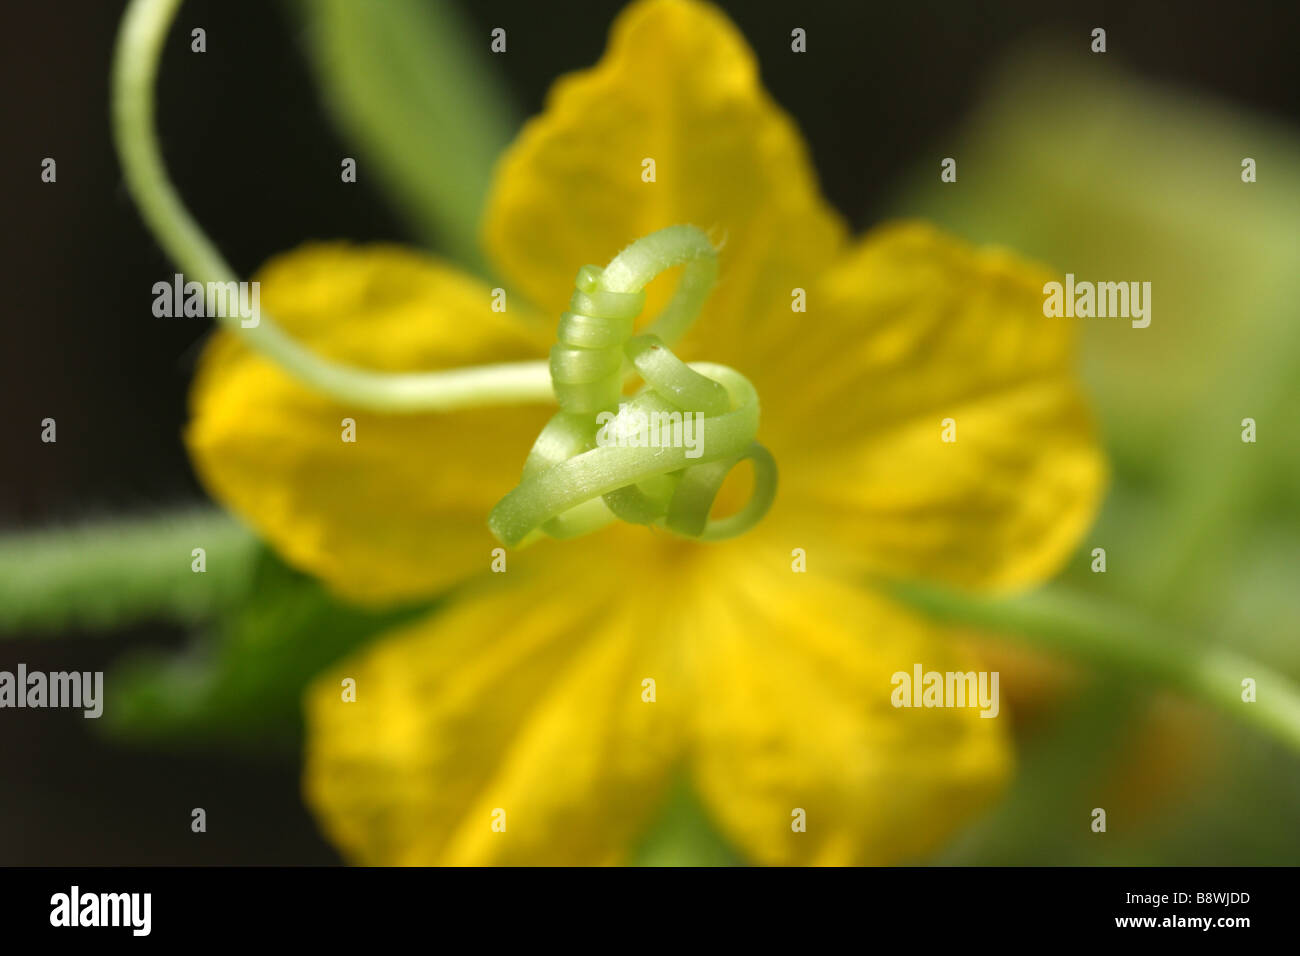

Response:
(113, 0), (552, 413)
(112, 0), (777, 548)
(489, 226), (778, 548)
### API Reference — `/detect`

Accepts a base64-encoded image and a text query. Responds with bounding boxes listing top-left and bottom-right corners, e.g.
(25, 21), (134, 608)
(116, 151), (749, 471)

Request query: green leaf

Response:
(104, 548), (434, 749)
(293, 0), (520, 271)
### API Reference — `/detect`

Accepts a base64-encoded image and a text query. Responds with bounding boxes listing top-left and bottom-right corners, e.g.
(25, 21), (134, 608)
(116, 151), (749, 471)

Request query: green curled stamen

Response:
(489, 225), (778, 548)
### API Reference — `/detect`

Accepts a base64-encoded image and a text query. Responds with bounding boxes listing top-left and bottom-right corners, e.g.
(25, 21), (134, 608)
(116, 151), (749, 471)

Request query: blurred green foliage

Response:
(899, 50), (1300, 864)
(105, 548), (432, 750)
(292, 0), (520, 272)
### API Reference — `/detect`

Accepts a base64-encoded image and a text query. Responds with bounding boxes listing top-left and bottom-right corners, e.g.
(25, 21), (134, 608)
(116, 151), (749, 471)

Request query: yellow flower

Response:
(186, 0), (1104, 864)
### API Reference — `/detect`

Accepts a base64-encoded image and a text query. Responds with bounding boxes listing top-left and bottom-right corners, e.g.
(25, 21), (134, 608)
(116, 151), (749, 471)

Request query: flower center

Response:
(488, 225), (777, 549)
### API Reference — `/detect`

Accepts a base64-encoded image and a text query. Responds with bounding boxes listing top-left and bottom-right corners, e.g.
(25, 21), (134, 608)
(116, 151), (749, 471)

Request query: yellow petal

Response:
(186, 243), (554, 604)
(756, 221), (1106, 592)
(689, 550), (1012, 865)
(482, 0), (845, 353)
(303, 538), (687, 865)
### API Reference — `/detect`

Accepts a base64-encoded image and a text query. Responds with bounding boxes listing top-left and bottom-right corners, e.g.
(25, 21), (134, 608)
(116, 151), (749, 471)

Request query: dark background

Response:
(2, 0), (1297, 864)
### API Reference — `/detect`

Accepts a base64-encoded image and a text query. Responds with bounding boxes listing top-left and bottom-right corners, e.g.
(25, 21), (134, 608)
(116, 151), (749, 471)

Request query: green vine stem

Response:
(891, 581), (1300, 755)
(112, 0), (551, 413)
(0, 511), (255, 633)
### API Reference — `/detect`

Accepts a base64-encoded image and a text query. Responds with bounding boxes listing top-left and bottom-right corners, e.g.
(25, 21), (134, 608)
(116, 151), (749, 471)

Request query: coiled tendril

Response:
(489, 225), (778, 548)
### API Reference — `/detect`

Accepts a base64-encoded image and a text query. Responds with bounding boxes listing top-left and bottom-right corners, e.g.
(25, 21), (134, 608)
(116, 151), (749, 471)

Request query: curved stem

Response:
(111, 0), (552, 412)
(890, 581), (1300, 755)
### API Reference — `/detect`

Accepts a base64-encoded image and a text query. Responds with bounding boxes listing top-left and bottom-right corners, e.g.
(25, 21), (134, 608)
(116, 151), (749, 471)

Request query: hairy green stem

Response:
(0, 511), (257, 633)
(111, 0), (551, 412)
(891, 581), (1300, 755)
